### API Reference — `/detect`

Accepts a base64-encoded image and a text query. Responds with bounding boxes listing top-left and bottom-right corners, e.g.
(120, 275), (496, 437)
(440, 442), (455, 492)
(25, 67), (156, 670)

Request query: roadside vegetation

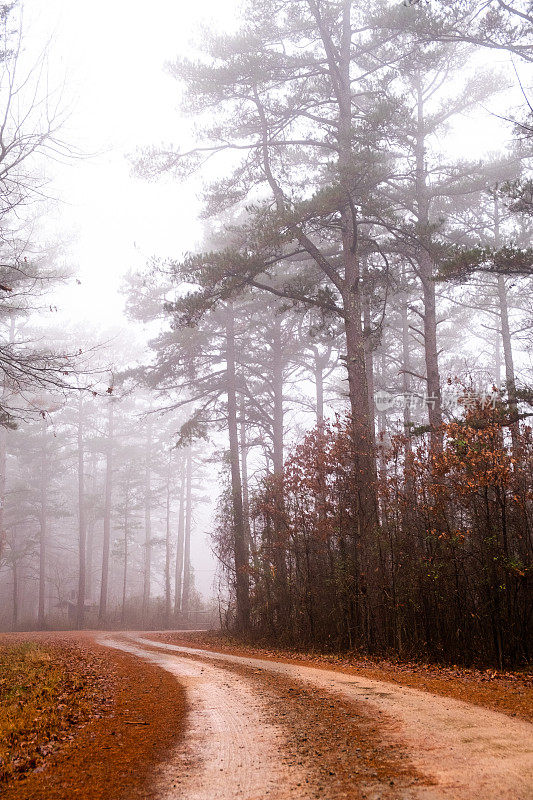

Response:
(0, 636), (187, 800)
(0, 639), (112, 786)
(241, 399), (532, 666)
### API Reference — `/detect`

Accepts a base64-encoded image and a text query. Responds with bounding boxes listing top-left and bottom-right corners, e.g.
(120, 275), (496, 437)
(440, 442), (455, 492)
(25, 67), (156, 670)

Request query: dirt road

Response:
(102, 637), (310, 799)
(100, 634), (533, 800)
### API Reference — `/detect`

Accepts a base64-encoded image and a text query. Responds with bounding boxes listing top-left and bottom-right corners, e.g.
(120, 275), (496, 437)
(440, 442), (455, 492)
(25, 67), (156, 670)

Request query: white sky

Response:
(25, 0), (240, 323)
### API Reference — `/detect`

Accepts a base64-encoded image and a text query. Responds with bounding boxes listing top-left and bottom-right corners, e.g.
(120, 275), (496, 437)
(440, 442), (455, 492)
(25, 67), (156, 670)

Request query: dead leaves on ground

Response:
(0, 639), (114, 786)
(1, 636), (187, 800)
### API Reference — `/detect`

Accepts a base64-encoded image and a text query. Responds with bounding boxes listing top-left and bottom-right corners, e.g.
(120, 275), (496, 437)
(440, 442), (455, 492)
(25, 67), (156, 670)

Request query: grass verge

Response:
(1, 634), (186, 800)
(0, 640), (112, 786)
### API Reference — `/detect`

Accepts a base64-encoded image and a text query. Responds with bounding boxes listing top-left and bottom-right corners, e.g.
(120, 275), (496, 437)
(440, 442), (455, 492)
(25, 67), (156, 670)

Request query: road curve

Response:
(101, 637), (310, 800)
(126, 635), (533, 800)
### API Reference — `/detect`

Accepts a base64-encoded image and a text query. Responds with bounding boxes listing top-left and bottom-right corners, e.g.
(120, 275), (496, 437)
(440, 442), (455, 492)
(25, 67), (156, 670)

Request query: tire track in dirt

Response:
(100, 637), (310, 800)
(124, 637), (431, 800)
(133, 636), (533, 800)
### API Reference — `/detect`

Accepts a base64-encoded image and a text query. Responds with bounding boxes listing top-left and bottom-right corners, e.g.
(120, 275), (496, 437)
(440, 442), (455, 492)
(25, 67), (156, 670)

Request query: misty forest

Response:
(1, 2), (533, 798)
(0, 0), (532, 666)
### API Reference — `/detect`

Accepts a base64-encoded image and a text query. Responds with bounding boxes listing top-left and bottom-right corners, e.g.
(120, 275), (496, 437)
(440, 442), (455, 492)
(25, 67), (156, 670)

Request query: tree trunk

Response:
(99, 398), (114, 624)
(343, 296), (378, 526)
(421, 270), (442, 439)
(362, 262), (376, 447)
(0, 425), (6, 558)
(86, 522), (94, 601)
(76, 397), (87, 629)
(331, 0), (377, 645)
(415, 76), (443, 448)
(314, 356), (325, 424)
(272, 315), (285, 477)
(0, 421), (9, 621)
(225, 302), (250, 630)
(401, 277), (414, 465)
(378, 350), (389, 481)
(0, 318), (13, 557)
(240, 396), (251, 545)
(142, 418), (153, 625)
(121, 477), (130, 627)
(494, 194), (518, 452)
(497, 282), (516, 398)
(174, 455), (185, 615)
(165, 449), (173, 626)
(86, 453), (97, 601)
(181, 445), (193, 618)
(337, 0), (378, 527)
(494, 326), (501, 388)
(12, 555), (18, 631)
(38, 419), (47, 630)
(271, 313), (289, 618)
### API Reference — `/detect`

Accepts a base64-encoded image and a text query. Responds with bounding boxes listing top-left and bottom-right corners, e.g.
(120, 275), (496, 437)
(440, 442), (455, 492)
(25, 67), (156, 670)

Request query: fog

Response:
(0, 0), (530, 645)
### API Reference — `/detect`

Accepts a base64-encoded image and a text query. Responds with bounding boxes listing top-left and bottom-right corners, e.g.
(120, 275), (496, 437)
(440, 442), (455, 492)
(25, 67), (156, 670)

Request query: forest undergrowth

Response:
(215, 398), (533, 669)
